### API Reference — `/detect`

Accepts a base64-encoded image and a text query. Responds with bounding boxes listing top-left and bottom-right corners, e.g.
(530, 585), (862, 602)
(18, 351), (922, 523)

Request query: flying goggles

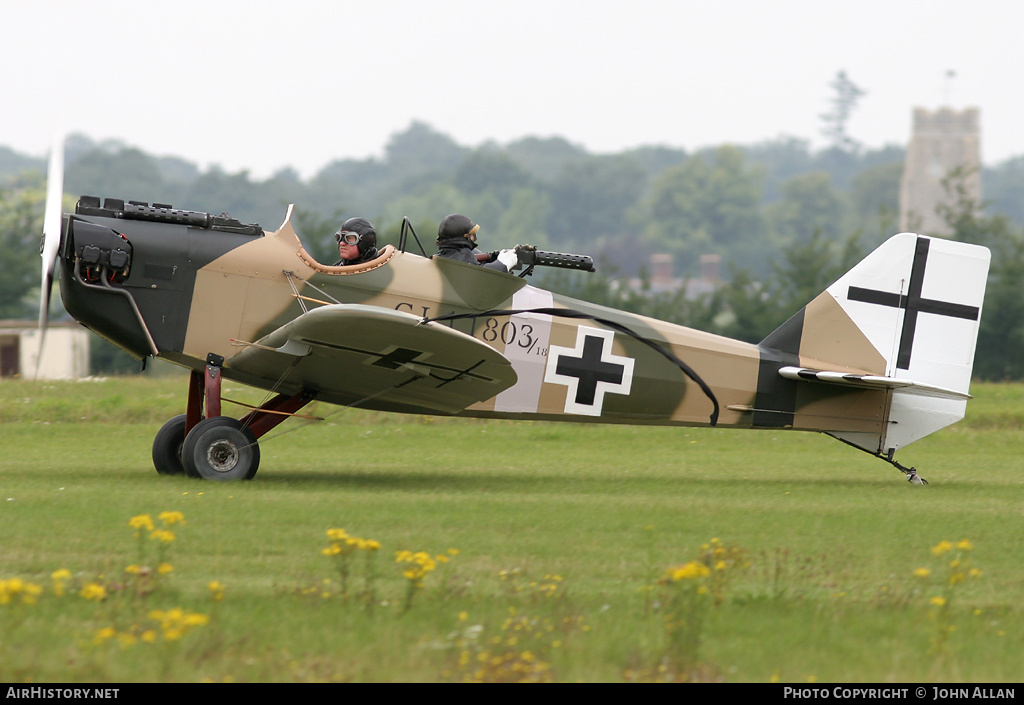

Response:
(335, 230), (361, 245)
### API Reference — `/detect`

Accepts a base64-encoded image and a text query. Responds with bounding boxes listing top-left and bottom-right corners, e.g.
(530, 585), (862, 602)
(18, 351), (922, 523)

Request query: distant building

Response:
(624, 253), (722, 299)
(899, 107), (982, 236)
(0, 321), (90, 379)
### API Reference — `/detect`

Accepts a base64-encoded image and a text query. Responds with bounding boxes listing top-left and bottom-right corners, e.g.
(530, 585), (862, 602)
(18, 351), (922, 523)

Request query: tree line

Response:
(2, 122), (1024, 379)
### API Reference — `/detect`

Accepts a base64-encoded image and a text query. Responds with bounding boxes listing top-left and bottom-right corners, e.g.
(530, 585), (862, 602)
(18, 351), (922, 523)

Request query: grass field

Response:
(1, 376), (1023, 682)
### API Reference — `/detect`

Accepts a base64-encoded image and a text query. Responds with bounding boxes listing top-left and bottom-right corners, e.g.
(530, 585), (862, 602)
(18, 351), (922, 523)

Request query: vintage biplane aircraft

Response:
(37, 142), (990, 483)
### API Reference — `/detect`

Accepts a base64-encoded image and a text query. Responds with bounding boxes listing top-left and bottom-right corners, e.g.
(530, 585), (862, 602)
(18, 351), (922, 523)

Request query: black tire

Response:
(152, 414), (188, 476)
(181, 417), (260, 481)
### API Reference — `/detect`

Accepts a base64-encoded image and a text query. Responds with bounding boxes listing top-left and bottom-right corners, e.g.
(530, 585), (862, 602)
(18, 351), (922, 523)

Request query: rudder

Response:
(760, 233), (990, 456)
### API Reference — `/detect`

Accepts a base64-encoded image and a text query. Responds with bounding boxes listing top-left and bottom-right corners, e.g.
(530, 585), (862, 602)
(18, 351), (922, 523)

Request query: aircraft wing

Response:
(226, 304), (517, 413)
(778, 366), (971, 400)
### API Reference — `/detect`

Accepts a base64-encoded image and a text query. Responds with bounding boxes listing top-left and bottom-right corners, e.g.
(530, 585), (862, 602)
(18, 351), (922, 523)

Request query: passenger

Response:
(334, 217), (379, 265)
(435, 214), (518, 272)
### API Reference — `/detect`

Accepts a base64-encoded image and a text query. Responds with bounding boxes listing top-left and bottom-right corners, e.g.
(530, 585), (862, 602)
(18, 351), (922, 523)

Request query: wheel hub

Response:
(206, 439), (239, 473)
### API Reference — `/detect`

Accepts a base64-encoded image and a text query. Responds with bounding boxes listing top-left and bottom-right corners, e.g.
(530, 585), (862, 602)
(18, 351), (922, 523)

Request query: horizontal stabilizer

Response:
(778, 366), (971, 400)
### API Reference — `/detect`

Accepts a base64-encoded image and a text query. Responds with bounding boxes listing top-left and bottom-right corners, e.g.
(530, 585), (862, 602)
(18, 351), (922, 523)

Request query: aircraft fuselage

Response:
(58, 197), (889, 439)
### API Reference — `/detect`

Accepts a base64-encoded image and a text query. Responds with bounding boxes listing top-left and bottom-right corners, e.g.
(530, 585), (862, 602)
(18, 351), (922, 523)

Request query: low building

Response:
(0, 321), (90, 379)
(623, 253), (722, 299)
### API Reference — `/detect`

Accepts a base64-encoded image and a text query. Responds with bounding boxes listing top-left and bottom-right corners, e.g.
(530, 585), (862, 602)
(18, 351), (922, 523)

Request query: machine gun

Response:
(476, 244), (596, 277)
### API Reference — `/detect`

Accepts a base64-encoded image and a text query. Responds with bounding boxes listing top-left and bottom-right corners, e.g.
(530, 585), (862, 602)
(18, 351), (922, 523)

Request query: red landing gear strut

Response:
(152, 354), (316, 481)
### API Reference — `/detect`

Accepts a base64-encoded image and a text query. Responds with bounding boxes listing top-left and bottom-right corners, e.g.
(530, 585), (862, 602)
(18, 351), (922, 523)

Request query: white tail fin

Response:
(773, 233), (990, 455)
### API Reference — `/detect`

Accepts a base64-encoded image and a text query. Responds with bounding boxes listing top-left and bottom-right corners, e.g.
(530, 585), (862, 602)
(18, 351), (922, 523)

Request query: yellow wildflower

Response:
(930, 540), (954, 556)
(208, 581), (225, 601)
(3, 579), (44, 605)
(158, 511), (185, 526)
(150, 529), (175, 544)
(184, 612), (210, 627)
(80, 583), (107, 602)
(955, 539), (973, 551)
(93, 626), (117, 645)
(929, 596), (947, 607)
(913, 568), (931, 578)
(666, 561), (711, 582)
(396, 550), (438, 584)
(51, 569), (72, 597)
(129, 514), (154, 532)
(148, 607), (209, 640)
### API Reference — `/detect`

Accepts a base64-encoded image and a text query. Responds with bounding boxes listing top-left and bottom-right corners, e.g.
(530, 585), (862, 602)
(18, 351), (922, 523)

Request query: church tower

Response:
(899, 107), (982, 236)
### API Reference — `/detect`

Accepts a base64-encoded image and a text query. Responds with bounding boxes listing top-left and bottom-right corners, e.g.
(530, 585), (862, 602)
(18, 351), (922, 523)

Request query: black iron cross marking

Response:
(555, 335), (626, 405)
(371, 347), (423, 370)
(545, 326), (634, 416)
(846, 237), (980, 370)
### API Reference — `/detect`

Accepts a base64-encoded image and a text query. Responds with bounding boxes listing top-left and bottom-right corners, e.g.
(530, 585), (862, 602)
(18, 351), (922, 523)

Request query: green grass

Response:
(1, 377), (1022, 682)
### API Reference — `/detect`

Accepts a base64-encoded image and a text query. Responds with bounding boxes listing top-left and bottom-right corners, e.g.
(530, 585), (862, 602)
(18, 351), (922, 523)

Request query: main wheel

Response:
(152, 414), (188, 476)
(181, 417), (260, 481)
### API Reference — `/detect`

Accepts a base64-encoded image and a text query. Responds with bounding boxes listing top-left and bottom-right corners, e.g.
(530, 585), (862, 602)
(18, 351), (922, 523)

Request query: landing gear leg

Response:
(887, 449), (928, 485)
(828, 436), (929, 485)
(903, 467), (928, 485)
(150, 354), (317, 480)
(151, 356), (226, 478)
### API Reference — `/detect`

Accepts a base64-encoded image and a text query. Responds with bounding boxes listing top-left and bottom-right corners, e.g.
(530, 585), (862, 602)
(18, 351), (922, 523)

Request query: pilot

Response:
(435, 214), (518, 272)
(334, 217), (379, 265)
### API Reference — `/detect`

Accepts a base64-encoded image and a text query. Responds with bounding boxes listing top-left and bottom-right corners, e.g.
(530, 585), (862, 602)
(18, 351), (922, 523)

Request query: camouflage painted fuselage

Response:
(58, 198), (891, 445)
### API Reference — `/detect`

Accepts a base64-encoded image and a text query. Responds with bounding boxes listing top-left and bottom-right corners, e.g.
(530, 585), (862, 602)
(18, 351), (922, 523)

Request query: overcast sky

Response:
(3, 0), (1022, 179)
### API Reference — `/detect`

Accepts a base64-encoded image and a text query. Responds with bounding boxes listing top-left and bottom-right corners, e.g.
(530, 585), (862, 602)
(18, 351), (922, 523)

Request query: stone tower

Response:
(898, 107), (982, 236)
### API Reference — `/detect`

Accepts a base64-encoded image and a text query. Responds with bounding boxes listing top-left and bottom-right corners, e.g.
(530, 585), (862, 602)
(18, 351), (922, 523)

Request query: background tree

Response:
(0, 178), (46, 320)
(819, 70), (865, 153)
(545, 154), (648, 257)
(982, 156), (1024, 225)
(764, 171), (847, 245)
(640, 146), (766, 275)
(64, 146), (166, 205)
(453, 148), (536, 202)
(848, 161), (902, 240)
(938, 170), (1024, 380)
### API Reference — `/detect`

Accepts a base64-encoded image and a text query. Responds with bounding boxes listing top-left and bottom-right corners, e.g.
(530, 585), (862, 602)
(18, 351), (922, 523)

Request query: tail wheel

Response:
(152, 414), (188, 476)
(181, 417), (260, 481)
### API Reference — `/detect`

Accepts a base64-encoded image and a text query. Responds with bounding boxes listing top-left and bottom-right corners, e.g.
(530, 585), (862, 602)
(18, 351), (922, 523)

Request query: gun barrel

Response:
(527, 249), (596, 272)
